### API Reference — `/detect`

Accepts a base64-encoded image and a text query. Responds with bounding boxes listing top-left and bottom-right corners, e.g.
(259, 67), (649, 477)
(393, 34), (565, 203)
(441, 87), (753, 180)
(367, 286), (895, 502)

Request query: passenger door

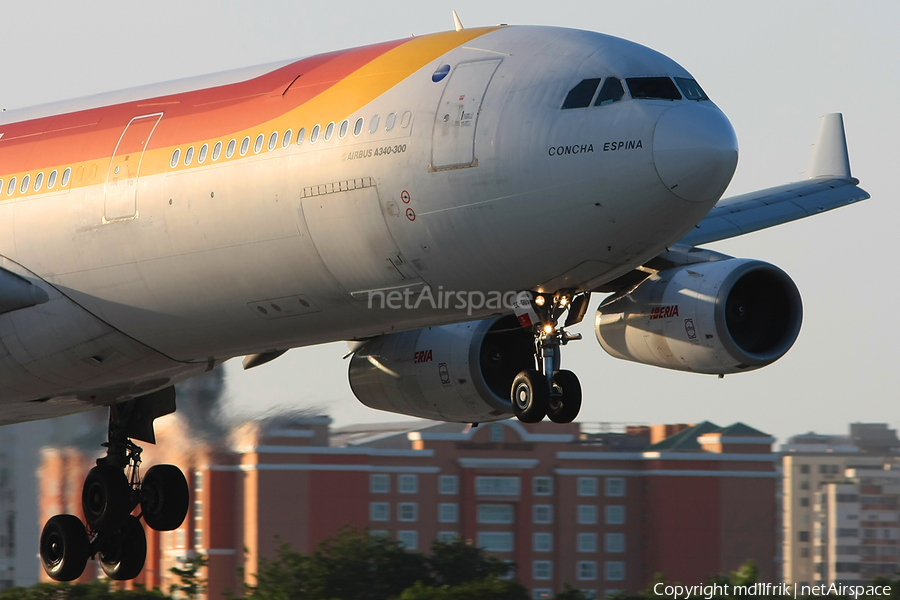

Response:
(104, 113), (163, 222)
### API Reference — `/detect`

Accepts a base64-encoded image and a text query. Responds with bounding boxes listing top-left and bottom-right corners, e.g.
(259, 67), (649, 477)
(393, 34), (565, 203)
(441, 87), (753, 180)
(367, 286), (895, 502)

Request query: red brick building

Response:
(39, 416), (777, 599)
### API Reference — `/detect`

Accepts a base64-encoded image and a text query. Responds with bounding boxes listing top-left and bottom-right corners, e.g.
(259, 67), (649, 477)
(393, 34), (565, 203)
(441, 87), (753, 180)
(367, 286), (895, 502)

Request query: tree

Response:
(729, 560), (758, 588)
(169, 553), (207, 599)
(427, 537), (510, 587)
(0, 581), (171, 600)
(397, 576), (528, 600)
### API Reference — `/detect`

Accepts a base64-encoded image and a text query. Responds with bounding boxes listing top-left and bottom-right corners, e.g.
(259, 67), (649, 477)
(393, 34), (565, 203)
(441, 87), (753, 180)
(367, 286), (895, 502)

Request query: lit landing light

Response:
(534, 295), (546, 307)
(543, 324), (555, 335)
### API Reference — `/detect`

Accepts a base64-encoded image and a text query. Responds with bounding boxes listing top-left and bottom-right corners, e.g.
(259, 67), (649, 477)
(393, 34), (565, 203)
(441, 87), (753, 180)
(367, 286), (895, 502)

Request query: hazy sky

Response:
(1, 1), (896, 443)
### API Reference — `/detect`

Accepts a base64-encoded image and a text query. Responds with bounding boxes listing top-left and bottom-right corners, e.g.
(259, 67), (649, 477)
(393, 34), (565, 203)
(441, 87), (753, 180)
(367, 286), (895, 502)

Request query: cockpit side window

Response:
(626, 77), (682, 101)
(674, 77), (709, 101)
(562, 78), (601, 109)
(594, 78), (625, 106)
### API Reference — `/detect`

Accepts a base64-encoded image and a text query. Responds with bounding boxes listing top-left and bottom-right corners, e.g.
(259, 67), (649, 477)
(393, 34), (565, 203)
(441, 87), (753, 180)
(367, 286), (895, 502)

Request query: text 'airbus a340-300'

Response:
(0, 14), (868, 582)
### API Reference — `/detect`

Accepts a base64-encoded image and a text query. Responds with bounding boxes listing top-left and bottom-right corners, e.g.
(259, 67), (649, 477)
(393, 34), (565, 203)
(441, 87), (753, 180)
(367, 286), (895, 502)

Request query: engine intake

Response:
(595, 259), (802, 374)
(348, 316), (532, 422)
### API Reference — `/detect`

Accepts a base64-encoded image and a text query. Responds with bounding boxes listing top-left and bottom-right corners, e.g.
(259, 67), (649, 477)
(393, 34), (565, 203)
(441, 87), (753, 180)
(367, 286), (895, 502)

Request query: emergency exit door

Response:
(104, 113), (163, 222)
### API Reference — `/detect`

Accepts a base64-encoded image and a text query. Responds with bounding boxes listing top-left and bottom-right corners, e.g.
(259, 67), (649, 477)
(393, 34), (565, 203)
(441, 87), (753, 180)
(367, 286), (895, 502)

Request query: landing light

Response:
(534, 295), (546, 307)
(559, 297), (569, 307)
(543, 324), (555, 335)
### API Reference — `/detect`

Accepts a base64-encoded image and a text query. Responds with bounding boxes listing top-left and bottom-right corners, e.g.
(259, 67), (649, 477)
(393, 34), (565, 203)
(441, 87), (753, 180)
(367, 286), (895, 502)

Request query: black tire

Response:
(82, 465), (131, 533)
(100, 515), (147, 580)
(548, 369), (583, 424)
(40, 514), (91, 582)
(141, 464), (189, 531)
(510, 369), (550, 423)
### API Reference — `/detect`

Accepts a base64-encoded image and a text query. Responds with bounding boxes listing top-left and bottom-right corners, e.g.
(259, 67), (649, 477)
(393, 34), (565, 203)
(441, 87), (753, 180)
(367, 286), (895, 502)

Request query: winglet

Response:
(453, 10), (464, 31)
(805, 113), (852, 179)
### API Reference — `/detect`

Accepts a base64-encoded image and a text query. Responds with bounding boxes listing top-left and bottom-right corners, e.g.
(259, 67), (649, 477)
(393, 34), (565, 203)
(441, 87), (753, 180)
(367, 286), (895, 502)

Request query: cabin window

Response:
(385, 112), (397, 131)
(401, 111), (412, 128)
(310, 124), (320, 143)
(212, 141), (222, 161)
(626, 77), (682, 100)
(674, 77), (709, 101)
(0, 180), (3, 195)
(595, 78), (625, 106)
(268, 132), (278, 151)
(254, 134), (264, 154)
(184, 146), (194, 166)
(48, 170), (58, 189)
(20, 175), (30, 194)
(324, 122), (335, 141)
(297, 127), (306, 145)
(339, 120), (349, 139)
(283, 129), (293, 147)
(354, 118), (364, 136)
(226, 139), (237, 158)
(369, 115), (380, 134)
(62, 168), (71, 187)
(198, 144), (208, 163)
(240, 136), (251, 156)
(170, 149), (181, 168)
(34, 172), (44, 191)
(562, 78), (601, 109)
(6, 178), (14, 196)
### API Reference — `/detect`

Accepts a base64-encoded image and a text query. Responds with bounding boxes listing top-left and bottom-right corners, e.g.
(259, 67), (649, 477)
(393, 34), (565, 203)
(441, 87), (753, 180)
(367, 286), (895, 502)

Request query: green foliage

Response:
(729, 559), (758, 588)
(426, 536), (510, 587)
(397, 576), (528, 600)
(551, 584), (595, 600)
(168, 553), (207, 600)
(0, 580), (170, 600)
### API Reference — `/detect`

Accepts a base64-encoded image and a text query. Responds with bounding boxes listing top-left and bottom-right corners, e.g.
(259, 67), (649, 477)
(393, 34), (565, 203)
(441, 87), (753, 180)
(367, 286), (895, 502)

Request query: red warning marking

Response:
(401, 190), (411, 204)
(406, 208), (416, 221)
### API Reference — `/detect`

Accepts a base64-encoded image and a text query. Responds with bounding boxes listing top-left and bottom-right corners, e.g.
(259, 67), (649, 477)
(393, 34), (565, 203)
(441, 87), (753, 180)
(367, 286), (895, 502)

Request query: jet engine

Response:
(594, 258), (802, 375)
(348, 316), (534, 422)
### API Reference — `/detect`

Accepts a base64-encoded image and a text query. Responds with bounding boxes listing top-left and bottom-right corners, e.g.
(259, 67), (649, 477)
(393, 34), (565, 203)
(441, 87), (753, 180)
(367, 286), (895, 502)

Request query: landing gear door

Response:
(430, 59), (501, 171)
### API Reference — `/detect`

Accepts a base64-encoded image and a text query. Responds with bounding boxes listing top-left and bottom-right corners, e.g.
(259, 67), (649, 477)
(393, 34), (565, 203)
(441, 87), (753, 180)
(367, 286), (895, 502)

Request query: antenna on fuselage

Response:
(453, 10), (464, 31)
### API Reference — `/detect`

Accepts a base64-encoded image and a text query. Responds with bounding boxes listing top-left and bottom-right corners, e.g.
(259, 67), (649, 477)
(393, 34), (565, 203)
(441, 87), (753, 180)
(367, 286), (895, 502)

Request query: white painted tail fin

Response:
(805, 113), (852, 179)
(453, 10), (464, 31)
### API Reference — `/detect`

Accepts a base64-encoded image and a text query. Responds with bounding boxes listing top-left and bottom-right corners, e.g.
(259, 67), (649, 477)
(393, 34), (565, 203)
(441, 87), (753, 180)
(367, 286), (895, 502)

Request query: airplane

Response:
(0, 15), (868, 583)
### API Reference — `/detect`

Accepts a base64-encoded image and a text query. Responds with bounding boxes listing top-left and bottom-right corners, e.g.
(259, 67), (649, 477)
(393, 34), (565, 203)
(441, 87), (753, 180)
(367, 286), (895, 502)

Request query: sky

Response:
(1, 1), (897, 444)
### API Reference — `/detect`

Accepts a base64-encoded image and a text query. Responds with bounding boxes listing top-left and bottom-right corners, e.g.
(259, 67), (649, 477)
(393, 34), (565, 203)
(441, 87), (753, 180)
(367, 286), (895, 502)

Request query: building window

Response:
(476, 476), (520, 496)
(533, 477), (553, 496)
(478, 504), (514, 524)
(578, 505), (598, 525)
(800, 497), (810, 507)
(578, 477), (599, 496)
(478, 532), (514, 552)
(533, 532), (552, 552)
(605, 478), (625, 497)
(578, 561), (598, 581)
(800, 464), (810, 474)
(437, 531), (457, 543)
(801, 547), (810, 558)
(397, 530), (418, 550)
(398, 502), (418, 522)
(398, 474), (418, 494)
(533, 560), (552, 580)
(370, 530), (389, 539)
(370, 502), (389, 522)
(605, 532), (625, 553)
(605, 561), (625, 581)
(800, 481), (810, 490)
(533, 505), (553, 524)
(439, 503), (458, 523)
(578, 533), (598, 553)
(605, 506), (625, 525)
(490, 424), (504, 441)
(370, 474), (389, 493)
(439, 475), (458, 495)
(798, 531), (810, 542)
(194, 528), (203, 549)
(176, 529), (186, 548)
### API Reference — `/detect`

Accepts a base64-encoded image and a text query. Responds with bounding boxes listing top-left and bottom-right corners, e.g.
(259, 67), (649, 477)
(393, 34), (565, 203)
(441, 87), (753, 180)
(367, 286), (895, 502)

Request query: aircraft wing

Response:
(678, 113), (869, 247)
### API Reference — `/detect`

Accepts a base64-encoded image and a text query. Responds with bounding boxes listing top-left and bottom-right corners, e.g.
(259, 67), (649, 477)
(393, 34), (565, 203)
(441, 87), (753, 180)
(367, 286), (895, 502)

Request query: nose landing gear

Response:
(511, 291), (588, 424)
(39, 388), (190, 582)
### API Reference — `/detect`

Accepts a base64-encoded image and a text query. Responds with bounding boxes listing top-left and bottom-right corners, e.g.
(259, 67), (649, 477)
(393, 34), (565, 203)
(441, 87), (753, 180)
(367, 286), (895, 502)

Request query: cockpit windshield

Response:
(594, 78), (625, 106)
(673, 77), (709, 101)
(562, 77), (625, 109)
(625, 77), (682, 101)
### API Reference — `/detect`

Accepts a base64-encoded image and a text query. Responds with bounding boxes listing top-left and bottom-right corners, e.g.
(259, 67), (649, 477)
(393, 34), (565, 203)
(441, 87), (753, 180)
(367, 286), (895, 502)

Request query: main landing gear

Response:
(511, 291), (590, 424)
(40, 388), (190, 582)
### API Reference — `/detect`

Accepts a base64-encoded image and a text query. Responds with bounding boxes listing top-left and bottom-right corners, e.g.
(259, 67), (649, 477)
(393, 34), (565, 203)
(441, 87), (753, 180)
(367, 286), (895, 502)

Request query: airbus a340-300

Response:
(0, 19), (868, 581)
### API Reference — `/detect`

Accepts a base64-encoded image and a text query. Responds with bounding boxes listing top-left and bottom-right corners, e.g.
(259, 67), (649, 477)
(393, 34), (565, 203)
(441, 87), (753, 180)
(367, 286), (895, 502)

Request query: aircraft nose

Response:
(653, 104), (739, 203)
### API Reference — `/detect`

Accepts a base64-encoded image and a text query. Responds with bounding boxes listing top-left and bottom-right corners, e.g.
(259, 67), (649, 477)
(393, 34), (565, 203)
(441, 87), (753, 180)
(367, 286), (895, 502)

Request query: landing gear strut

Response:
(39, 387), (190, 582)
(511, 291), (588, 424)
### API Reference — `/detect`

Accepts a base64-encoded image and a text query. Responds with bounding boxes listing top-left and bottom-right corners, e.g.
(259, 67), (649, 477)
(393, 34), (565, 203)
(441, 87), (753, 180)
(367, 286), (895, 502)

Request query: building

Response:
(781, 424), (900, 585)
(813, 465), (900, 584)
(39, 415), (778, 599)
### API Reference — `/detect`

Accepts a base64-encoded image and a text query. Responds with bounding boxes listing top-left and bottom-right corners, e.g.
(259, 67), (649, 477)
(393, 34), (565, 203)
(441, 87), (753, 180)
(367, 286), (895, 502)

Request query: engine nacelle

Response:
(348, 316), (533, 422)
(595, 259), (802, 375)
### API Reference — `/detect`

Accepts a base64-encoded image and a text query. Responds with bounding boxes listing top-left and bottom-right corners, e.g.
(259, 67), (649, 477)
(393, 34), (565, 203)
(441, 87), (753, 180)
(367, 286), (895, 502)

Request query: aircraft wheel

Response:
(100, 515), (147, 581)
(40, 514), (91, 582)
(548, 370), (582, 424)
(511, 369), (550, 423)
(141, 464), (189, 531)
(82, 465), (131, 533)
